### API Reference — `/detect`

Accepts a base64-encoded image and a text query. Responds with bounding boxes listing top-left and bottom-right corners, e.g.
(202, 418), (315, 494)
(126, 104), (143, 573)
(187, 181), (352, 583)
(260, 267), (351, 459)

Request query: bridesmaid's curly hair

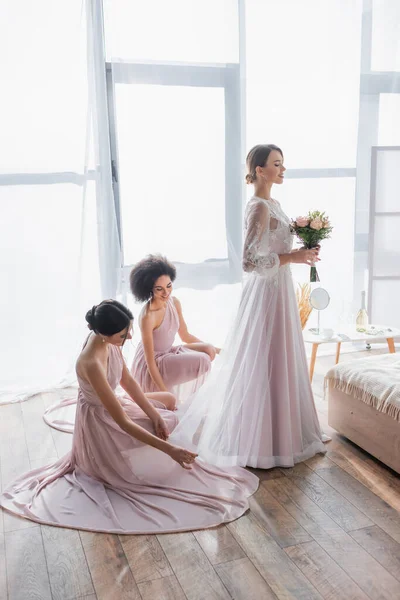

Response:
(130, 254), (177, 303)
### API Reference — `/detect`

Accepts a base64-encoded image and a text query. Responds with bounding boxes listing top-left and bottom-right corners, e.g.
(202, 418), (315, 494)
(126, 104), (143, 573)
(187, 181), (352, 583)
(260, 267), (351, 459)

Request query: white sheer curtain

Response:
(0, 0), (120, 403)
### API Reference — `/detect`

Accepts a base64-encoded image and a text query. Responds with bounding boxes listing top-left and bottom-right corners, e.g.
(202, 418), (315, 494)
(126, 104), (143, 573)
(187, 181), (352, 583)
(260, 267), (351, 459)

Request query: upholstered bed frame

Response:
(326, 354), (400, 475)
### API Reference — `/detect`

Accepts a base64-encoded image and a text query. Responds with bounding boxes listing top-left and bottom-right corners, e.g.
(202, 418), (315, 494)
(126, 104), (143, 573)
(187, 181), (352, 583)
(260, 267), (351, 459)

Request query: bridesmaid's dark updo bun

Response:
(245, 144), (283, 184)
(130, 254), (177, 303)
(85, 305), (97, 331)
(85, 300), (133, 336)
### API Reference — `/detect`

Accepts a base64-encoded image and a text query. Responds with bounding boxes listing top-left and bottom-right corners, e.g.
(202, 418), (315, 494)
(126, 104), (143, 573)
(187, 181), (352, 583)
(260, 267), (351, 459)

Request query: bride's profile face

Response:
(257, 150), (286, 185)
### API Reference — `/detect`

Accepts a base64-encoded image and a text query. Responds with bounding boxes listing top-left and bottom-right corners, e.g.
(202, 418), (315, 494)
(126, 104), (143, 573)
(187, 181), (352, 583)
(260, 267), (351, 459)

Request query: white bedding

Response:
(325, 354), (400, 422)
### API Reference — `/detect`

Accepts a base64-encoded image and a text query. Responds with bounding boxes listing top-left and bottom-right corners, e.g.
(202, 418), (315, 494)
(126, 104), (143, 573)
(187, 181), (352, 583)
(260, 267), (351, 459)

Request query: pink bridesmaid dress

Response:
(1, 344), (258, 534)
(131, 297), (211, 402)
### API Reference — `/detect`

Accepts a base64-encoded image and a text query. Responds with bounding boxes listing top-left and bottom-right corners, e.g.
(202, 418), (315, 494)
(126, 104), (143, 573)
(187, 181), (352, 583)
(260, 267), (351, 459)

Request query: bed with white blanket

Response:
(325, 354), (400, 474)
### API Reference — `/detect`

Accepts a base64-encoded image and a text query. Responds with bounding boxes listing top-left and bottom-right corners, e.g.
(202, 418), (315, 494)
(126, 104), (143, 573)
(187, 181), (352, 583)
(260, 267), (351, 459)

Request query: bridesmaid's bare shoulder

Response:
(76, 338), (105, 380)
(139, 301), (159, 330)
(171, 296), (181, 309)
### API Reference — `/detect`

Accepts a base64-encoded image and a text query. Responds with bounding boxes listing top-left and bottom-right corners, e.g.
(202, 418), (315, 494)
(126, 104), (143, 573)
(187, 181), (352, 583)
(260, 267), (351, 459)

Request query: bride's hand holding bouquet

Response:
(290, 211), (333, 282)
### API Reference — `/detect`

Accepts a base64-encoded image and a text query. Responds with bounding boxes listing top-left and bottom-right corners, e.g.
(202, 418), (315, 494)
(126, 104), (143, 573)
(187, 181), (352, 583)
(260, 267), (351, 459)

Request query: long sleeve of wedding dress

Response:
(242, 199), (280, 278)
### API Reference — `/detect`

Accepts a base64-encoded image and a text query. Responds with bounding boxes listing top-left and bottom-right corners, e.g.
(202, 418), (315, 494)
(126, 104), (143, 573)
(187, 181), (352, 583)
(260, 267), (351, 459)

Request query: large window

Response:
(106, 62), (242, 286)
(103, 0), (242, 294)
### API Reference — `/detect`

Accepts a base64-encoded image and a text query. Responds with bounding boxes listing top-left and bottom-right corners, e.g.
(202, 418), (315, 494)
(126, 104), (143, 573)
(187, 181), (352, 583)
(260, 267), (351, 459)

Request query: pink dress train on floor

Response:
(131, 297), (212, 402)
(0, 344), (258, 534)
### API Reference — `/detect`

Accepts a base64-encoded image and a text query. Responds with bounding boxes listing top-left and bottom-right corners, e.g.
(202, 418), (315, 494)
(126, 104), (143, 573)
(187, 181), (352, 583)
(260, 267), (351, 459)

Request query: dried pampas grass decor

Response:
(296, 283), (312, 330)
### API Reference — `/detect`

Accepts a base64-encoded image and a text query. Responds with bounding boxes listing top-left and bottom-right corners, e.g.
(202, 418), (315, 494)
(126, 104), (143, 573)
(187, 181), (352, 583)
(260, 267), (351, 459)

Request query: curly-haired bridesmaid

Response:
(130, 255), (218, 403)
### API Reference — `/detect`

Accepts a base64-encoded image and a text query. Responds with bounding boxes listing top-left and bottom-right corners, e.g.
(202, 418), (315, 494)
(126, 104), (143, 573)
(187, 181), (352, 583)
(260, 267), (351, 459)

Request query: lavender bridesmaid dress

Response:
(0, 344), (258, 533)
(131, 297), (211, 402)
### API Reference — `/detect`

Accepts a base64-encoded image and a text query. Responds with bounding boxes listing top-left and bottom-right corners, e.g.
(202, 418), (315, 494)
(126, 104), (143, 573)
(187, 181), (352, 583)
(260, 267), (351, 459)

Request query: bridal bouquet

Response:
(291, 211), (333, 282)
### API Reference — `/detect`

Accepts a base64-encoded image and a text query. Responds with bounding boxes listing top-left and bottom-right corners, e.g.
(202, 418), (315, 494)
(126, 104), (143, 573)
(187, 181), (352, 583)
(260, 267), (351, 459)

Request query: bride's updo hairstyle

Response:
(245, 144), (283, 184)
(85, 300), (133, 336)
(130, 254), (177, 303)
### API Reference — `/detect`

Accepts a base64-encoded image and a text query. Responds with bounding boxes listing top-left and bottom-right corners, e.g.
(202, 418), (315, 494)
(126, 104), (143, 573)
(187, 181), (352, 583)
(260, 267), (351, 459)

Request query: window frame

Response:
(105, 60), (243, 289)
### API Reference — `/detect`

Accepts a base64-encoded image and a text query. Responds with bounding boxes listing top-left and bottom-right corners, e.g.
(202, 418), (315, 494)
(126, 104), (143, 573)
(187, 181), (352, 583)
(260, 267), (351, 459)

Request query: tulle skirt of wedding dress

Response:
(170, 266), (328, 468)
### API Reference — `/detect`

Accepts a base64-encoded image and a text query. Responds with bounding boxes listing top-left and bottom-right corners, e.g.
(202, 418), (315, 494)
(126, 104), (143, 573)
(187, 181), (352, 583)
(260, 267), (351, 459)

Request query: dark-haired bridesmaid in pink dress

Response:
(0, 300), (258, 534)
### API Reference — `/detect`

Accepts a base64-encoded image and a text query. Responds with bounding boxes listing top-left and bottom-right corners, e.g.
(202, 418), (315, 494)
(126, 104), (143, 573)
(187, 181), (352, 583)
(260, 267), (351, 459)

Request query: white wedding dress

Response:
(170, 196), (328, 468)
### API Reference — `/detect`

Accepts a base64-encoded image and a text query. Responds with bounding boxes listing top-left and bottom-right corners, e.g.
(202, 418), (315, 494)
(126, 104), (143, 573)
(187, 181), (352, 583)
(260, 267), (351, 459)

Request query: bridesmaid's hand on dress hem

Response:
(153, 415), (169, 440)
(167, 445), (198, 469)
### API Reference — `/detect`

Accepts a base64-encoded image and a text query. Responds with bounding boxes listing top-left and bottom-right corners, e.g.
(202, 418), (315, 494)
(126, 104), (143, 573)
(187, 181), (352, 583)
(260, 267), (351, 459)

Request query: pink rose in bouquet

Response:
(295, 216), (310, 227)
(310, 218), (323, 230)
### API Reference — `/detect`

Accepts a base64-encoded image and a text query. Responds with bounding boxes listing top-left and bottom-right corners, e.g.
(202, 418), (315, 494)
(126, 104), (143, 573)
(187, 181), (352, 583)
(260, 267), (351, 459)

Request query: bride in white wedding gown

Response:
(171, 144), (329, 468)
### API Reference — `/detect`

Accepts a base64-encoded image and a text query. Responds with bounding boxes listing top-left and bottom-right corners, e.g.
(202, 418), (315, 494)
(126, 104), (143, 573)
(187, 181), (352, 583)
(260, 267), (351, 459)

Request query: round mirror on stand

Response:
(309, 287), (330, 335)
